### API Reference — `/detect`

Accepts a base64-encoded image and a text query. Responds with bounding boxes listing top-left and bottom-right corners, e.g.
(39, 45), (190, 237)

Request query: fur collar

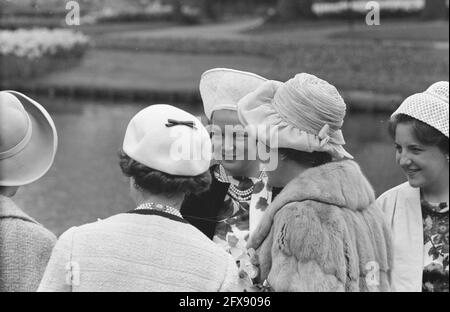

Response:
(248, 160), (376, 249)
(272, 159), (375, 212)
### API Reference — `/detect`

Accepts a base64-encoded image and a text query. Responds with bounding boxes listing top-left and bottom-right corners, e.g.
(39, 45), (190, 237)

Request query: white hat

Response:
(123, 105), (212, 176)
(238, 73), (353, 160)
(0, 91), (58, 186)
(392, 81), (449, 138)
(200, 68), (268, 120)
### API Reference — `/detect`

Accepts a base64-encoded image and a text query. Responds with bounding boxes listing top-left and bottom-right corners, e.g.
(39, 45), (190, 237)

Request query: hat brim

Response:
(238, 81), (354, 160)
(200, 68), (268, 120)
(0, 91), (57, 186)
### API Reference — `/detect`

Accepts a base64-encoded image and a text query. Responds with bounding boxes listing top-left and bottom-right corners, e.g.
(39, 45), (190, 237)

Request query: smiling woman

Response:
(389, 115), (449, 190)
(377, 81), (449, 292)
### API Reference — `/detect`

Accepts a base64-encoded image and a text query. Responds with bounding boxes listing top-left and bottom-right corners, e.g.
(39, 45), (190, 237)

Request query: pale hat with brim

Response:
(391, 81), (449, 138)
(237, 73), (353, 160)
(200, 68), (268, 120)
(0, 91), (58, 186)
(123, 104), (212, 176)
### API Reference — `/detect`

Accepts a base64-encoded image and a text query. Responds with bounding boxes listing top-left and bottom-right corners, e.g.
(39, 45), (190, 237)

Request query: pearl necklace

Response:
(135, 202), (183, 219)
(217, 165), (264, 202)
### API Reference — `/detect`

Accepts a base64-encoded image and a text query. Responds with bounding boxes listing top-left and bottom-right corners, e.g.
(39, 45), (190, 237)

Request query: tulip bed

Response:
(0, 28), (90, 82)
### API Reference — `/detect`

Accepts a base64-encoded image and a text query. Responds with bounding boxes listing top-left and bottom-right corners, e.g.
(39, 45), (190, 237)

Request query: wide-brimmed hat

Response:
(123, 105), (212, 176)
(200, 68), (267, 120)
(237, 73), (353, 160)
(392, 81), (449, 138)
(0, 91), (58, 186)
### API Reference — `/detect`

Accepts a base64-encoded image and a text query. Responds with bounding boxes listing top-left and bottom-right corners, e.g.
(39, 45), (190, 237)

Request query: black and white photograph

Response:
(0, 0), (448, 297)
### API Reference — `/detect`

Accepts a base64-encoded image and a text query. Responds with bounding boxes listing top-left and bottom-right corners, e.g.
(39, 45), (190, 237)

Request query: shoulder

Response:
(378, 182), (411, 201)
(273, 200), (348, 248)
(377, 182), (416, 210)
(1, 216), (56, 251)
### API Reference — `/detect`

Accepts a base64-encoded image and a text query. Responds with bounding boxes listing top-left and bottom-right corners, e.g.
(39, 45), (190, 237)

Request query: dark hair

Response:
(389, 114), (449, 154)
(118, 150), (211, 197)
(279, 148), (332, 168)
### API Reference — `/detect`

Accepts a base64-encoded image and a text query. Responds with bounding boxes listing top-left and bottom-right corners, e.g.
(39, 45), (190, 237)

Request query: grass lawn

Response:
(31, 50), (274, 92)
(83, 18), (448, 97)
(332, 20), (450, 42)
(29, 43), (447, 99)
(245, 19), (449, 43)
(274, 41), (449, 96)
(73, 21), (176, 38)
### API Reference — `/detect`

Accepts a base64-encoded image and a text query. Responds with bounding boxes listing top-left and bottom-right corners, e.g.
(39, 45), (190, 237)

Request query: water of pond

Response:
(14, 97), (405, 235)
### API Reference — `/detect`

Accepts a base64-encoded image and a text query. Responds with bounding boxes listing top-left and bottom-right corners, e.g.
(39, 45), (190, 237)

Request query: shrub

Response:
(0, 28), (90, 82)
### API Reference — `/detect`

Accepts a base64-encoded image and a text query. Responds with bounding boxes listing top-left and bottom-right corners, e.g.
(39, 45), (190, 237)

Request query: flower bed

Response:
(0, 28), (90, 82)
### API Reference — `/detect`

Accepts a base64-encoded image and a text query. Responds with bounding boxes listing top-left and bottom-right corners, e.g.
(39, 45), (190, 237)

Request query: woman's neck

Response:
(134, 192), (185, 211)
(422, 169), (449, 203)
(278, 161), (311, 188)
(224, 162), (260, 178)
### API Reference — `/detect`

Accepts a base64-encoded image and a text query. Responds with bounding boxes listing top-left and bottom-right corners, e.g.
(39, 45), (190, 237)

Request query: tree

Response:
(201, 0), (218, 21)
(171, 0), (183, 21)
(422, 0), (448, 20)
(275, 0), (315, 22)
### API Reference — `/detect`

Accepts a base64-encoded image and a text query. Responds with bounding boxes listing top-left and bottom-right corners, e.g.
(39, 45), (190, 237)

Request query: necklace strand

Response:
(217, 165), (264, 202)
(135, 202), (183, 219)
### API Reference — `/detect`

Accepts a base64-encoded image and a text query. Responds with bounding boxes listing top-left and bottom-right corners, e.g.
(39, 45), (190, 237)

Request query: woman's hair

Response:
(118, 150), (211, 197)
(279, 148), (332, 168)
(389, 114), (449, 154)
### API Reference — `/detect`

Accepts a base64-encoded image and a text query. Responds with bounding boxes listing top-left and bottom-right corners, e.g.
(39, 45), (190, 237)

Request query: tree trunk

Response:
(422, 0), (448, 20)
(297, 0), (314, 17)
(276, 0), (315, 22)
(201, 0), (218, 20)
(171, 0), (184, 22)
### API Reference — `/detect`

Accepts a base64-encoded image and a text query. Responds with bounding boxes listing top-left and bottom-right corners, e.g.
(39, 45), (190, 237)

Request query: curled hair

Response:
(279, 148), (332, 168)
(389, 114), (449, 154)
(118, 150), (211, 197)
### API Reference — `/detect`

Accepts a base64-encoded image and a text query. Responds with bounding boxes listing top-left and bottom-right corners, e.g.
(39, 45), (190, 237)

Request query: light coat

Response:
(377, 182), (423, 292)
(0, 195), (56, 292)
(247, 160), (393, 292)
(38, 211), (240, 292)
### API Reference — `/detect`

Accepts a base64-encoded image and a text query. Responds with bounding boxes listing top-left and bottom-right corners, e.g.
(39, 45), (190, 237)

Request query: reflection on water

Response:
(15, 97), (404, 235)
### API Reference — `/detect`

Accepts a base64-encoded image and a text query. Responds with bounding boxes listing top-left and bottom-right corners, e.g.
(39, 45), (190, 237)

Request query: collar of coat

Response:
(0, 195), (38, 224)
(248, 160), (376, 250)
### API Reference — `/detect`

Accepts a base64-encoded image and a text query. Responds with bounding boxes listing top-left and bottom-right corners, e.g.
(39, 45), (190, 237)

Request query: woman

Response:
(377, 81), (449, 292)
(0, 91), (57, 292)
(238, 74), (393, 292)
(38, 104), (240, 292)
(181, 68), (275, 289)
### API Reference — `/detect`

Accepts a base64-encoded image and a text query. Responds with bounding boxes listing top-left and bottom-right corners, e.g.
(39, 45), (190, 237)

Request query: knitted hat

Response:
(392, 81), (449, 138)
(123, 105), (212, 176)
(200, 68), (267, 120)
(237, 73), (353, 160)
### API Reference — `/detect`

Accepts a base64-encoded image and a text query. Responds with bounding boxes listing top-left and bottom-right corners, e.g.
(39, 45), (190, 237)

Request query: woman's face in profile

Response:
(395, 123), (449, 189)
(264, 150), (289, 188)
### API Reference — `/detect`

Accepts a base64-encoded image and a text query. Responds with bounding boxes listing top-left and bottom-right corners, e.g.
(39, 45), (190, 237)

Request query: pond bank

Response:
(0, 80), (404, 113)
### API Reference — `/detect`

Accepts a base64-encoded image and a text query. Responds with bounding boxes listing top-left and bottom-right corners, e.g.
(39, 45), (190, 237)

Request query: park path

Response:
(102, 18), (266, 41)
(102, 17), (355, 44)
(101, 17), (449, 50)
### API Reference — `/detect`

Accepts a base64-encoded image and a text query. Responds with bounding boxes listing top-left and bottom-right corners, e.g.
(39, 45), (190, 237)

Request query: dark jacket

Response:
(181, 167), (282, 240)
(181, 168), (229, 240)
